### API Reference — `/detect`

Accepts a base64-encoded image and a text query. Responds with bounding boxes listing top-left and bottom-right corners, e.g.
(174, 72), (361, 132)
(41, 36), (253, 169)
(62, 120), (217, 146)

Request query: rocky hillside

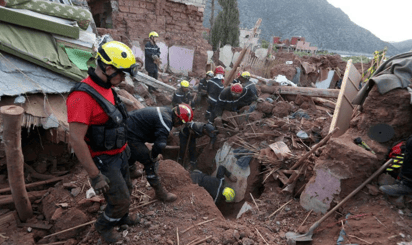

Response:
(203, 0), (400, 55)
(391, 40), (412, 54)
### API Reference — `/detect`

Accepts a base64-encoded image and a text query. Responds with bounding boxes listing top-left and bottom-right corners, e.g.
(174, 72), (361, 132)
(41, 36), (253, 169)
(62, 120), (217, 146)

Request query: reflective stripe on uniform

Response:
(157, 107), (171, 132)
(104, 212), (121, 222)
(214, 178), (224, 203)
(208, 95), (217, 102)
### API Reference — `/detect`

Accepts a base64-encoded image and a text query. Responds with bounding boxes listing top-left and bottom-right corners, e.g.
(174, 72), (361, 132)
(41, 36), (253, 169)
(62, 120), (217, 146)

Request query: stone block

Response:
(255, 48), (268, 60)
(219, 44), (233, 69)
(119, 5), (130, 12)
(169, 45), (195, 75)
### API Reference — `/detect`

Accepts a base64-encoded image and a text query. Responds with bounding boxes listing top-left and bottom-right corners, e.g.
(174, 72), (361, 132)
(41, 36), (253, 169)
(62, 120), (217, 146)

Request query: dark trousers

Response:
(128, 140), (160, 186)
(179, 127), (197, 162)
(147, 72), (158, 91)
(206, 100), (217, 123)
(401, 137), (412, 186)
(93, 148), (131, 223)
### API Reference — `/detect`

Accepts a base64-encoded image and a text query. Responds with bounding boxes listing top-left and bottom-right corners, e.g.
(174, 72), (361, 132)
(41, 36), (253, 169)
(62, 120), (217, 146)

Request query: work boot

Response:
(129, 164), (143, 179)
(228, 174), (238, 182)
(379, 181), (412, 196)
(118, 213), (140, 230)
(152, 183), (177, 202)
(95, 215), (121, 243)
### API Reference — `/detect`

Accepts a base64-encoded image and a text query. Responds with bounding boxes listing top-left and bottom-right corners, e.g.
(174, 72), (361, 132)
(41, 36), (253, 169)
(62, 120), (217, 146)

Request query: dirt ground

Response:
(0, 52), (411, 245)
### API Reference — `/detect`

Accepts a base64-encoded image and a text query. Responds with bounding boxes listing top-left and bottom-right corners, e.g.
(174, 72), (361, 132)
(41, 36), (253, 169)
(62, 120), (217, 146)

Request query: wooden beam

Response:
(0, 176), (64, 194)
(133, 71), (176, 92)
(260, 85), (339, 98)
(0, 190), (48, 206)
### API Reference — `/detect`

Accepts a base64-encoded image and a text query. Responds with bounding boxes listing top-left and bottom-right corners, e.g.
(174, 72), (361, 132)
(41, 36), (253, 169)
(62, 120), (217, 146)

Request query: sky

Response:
(327, 0), (412, 42)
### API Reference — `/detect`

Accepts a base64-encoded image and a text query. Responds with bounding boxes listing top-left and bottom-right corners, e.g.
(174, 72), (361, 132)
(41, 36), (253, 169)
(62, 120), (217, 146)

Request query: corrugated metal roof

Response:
(0, 52), (76, 97)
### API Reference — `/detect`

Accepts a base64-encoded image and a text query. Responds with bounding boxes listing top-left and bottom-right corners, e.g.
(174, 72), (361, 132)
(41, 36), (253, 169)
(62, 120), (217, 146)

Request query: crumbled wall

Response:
(88, 0), (211, 76)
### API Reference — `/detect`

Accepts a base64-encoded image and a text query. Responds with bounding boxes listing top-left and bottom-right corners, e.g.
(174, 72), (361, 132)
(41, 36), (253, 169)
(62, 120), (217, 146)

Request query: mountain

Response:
(391, 40), (412, 54)
(203, 0), (400, 55)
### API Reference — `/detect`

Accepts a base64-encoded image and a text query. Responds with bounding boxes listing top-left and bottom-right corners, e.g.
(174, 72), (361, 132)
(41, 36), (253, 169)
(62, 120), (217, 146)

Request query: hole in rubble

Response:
(89, 0), (113, 29)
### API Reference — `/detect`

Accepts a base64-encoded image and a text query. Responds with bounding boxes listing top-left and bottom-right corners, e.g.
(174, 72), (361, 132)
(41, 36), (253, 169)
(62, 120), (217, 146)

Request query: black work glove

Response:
(90, 172), (110, 195)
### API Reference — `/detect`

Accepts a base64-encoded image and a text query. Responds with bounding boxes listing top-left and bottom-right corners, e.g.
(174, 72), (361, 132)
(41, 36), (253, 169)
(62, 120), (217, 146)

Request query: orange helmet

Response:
(214, 66), (225, 75)
(175, 104), (193, 123)
(231, 83), (243, 94)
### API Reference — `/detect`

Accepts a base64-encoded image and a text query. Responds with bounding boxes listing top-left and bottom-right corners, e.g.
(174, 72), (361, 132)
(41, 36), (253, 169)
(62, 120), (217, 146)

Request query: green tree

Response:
(210, 0), (240, 50)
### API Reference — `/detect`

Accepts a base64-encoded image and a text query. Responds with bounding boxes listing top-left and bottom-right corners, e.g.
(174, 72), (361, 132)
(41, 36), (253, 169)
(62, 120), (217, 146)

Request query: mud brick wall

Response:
(89, 0), (211, 76)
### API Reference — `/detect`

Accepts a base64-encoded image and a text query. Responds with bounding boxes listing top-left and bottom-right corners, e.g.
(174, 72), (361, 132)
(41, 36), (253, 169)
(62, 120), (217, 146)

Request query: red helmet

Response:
(214, 66), (225, 75)
(175, 104), (193, 123)
(231, 83), (243, 94)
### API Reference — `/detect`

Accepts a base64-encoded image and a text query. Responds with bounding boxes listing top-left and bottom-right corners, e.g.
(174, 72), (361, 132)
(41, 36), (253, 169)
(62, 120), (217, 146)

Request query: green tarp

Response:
(0, 22), (87, 81)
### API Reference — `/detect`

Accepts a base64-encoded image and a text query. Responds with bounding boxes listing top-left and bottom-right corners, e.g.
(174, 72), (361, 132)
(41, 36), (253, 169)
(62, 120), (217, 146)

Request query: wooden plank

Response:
(329, 60), (362, 137)
(269, 142), (291, 161)
(133, 71), (176, 92)
(275, 171), (289, 185)
(271, 86), (340, 98)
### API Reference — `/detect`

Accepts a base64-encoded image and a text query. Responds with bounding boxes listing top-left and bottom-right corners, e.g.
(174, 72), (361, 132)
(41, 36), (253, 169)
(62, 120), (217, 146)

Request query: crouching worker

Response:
(190, 165), (237, 204)
(67, 41), (140, 243)
(380, 137), (412, 196)
(178, 122), (218, 170)
(126, 104), (194, 202)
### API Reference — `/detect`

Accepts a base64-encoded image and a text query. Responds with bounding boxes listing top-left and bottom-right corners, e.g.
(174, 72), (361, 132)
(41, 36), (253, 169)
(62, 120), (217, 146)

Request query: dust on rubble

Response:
(1, 52), (411, 245)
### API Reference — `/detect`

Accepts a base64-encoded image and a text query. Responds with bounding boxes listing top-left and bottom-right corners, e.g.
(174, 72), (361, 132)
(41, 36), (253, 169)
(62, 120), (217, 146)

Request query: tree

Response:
(210, 0), (240, 50)
(209, 0), (215, 43)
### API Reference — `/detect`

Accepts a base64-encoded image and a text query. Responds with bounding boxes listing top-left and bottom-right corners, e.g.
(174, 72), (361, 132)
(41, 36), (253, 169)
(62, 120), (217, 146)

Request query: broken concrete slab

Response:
(316, 70), (335, 89)
(132, 44), (145, 64)
(207, 50), (214, 64)
(219, 44), (234, 69)
(300, 168), (341, 214)
(232, 51), (241, 66)
(168, 45), (195, 75)
(254, 48), (268, 60)
(157, 41), (169, 71)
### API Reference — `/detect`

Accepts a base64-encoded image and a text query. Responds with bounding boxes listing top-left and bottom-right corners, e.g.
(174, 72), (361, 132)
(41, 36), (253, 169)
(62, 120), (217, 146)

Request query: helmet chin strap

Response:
(98, 60), (119, 88)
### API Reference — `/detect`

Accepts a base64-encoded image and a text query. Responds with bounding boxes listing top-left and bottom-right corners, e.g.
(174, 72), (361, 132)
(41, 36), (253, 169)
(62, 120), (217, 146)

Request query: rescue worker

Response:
(206, 66), (225, 123)
(213, 83), (244, 120)
(67, 41), (139, 243)
(177, 122), (218, 170)
(190, 165), (237, 204)
(172, 80), (194, 108)
(126, 104), (194, 202)
(232, 71), (258, 106)
(196, 70), (214, 107)
(380, 137), (412, 196)
(145, 31), (161, 92)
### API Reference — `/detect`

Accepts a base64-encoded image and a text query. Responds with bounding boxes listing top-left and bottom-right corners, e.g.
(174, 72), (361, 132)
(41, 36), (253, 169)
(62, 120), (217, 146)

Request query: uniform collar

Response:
(88, 67), (112, 89)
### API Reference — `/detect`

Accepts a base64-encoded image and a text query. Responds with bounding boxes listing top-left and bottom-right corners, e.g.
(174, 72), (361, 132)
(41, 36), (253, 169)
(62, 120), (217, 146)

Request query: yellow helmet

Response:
(97, 41), (138, 76)
(206, 70), (214, 77)
(149, 31), (159, 38)
(241, 71), (251, 79)
(222, 187), (235, 202)
(180, 80), (190, 88)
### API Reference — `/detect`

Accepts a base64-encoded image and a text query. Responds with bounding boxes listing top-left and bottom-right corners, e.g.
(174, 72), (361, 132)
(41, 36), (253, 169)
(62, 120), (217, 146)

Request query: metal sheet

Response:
(0, 52), (76, 97)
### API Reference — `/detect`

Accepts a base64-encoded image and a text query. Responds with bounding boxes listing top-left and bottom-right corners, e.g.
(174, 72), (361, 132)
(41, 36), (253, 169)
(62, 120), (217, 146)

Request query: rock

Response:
(279, 231), (286, 238)
(222, 229), (236, 244)
(87, 203), (100, 213)
(272, 101), (292, 118)
(146, 211), (155, 216)
(34, 160), (48, 174)
(64, 239), (78, 245)
(248, 111), (264, 122)
(166, 239), (174, 245)
(242, 238), (255, 245)
(366, 184), (380, 196)
(53, 209), (88, 240)
(378, 173), (396, 186)
(256, 101), (274, 114)
(71, 187), (81, 197)
(297, 225), (308, 234)
(154, 92), (172, 106)
(233, 230), (240, 240)
(51, 207), (64, 221)
(36, 215), (44, 220)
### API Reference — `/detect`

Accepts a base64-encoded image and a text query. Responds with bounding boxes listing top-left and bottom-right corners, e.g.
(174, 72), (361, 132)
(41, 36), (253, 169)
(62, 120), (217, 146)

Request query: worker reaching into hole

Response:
(172, 80), (195, 109)
(177, 122), (219, 170)
(190, 165), (238, 204)
(126, 104), (194, 203)
(67, 41), (139, 243)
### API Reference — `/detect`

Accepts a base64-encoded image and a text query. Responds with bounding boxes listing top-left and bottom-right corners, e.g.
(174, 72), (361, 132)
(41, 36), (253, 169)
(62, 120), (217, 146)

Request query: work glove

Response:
(90, 172), (110, 195)
(152, 55), (159, 60)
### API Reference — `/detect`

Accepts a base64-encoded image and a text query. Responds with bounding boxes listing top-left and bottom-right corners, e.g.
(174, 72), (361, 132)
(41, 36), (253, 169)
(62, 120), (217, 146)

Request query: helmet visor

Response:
(119, 63), (138, 77)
